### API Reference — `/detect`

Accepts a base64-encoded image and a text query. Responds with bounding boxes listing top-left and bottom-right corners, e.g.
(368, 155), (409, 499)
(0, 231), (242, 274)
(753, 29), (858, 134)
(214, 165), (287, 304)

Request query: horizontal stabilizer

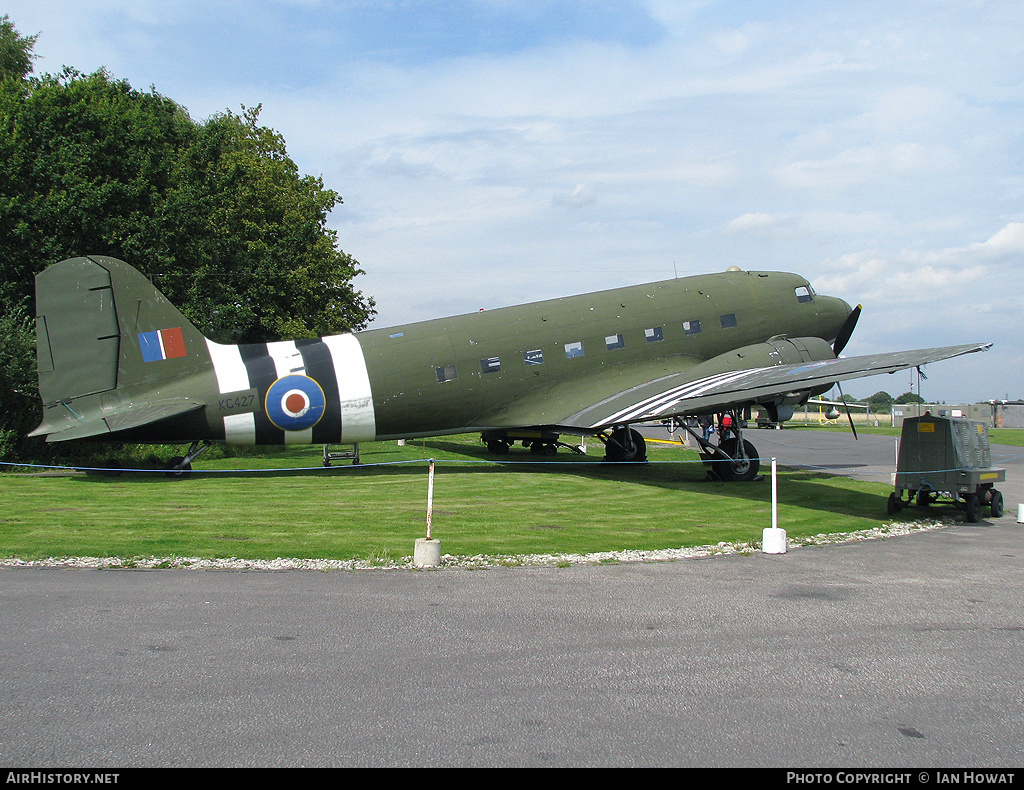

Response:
(31, 400), (204, 442)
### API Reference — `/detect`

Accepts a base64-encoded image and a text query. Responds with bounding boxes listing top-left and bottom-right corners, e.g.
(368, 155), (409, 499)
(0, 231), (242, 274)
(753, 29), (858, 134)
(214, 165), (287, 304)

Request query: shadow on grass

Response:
(65, 436), (909, 524)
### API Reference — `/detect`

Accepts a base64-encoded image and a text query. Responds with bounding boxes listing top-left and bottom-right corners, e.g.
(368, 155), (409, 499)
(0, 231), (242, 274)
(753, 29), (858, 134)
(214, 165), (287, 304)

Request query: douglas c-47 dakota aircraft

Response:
(31, 255), (989, 479)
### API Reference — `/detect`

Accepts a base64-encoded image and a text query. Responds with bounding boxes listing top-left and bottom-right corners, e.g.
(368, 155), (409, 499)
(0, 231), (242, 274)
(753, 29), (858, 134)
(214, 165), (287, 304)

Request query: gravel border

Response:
(0, 520), (949, 571)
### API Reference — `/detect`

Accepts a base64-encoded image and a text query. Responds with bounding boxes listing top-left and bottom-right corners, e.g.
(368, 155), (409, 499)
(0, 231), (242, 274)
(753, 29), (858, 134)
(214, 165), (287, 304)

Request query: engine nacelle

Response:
(692, 335), (837, 422)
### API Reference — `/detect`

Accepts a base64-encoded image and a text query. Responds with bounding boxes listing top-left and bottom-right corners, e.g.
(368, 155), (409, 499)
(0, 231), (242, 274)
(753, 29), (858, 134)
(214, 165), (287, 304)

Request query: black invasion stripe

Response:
(295, 339), (342, 444)
(238, 342), (285, 445)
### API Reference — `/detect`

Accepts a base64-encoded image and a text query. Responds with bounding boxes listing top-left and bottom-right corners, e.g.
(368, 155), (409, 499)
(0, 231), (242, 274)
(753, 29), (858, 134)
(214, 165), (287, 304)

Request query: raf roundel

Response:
(265, 374), (327, 431)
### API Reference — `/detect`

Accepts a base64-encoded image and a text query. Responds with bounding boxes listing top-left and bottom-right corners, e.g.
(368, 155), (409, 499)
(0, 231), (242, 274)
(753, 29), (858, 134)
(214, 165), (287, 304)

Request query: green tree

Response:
(0, 302), (38, 461)
(895, 392), (925, 405)
(867, 391), (895, 411)
(0, 67), (375, 342)
(0, 15), (37, 81)
(149, 105), (375, 343)
(0, 20), (375, 460)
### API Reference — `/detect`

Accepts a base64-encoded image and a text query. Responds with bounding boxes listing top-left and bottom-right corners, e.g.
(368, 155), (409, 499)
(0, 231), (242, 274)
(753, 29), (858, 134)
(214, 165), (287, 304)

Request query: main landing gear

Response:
(679, 412), (761, 482)
(602, 426), (647, 463)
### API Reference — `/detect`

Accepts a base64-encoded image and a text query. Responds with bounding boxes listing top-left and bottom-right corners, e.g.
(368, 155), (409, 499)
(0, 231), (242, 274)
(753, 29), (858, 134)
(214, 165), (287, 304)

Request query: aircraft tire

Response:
(887, 492), (901, 517)
(605, 428), (646, 462)
(715, 438), (760, 482)
(164, 457), (193, 479)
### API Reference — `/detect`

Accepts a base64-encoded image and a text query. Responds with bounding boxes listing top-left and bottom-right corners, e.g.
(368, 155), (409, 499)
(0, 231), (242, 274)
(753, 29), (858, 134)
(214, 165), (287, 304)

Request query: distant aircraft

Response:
(30, 256), (989, 479)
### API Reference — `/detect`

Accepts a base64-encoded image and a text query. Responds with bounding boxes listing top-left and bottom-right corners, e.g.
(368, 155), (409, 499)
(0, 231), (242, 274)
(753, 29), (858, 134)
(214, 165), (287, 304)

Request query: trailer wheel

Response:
(965, 493), (981, 523)
(990, 489), (1004, 518)
(887, 492), (902, 516)
(915, 489), (937, 507)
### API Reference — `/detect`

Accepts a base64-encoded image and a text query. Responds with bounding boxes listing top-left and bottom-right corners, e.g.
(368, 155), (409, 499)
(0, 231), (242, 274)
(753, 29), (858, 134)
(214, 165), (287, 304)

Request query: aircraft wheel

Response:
(542, 443), (557, 456)
(990, 489), (1004, 518)
(964, 493), (981, 523)
(715, 438), (760, 482)
(887, 492), (902, 517)
(164, 457), (193, 479)
(486, 440), (510, 455)
(605, 428), (646, 462)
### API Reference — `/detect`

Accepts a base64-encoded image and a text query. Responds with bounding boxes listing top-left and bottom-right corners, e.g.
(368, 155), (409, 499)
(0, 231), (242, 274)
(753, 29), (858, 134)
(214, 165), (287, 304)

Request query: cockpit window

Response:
(795, 285), (813, 303)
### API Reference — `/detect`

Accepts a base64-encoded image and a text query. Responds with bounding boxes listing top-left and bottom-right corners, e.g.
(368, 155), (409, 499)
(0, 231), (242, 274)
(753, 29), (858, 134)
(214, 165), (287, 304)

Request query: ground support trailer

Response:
(888, 415), (1005, 522)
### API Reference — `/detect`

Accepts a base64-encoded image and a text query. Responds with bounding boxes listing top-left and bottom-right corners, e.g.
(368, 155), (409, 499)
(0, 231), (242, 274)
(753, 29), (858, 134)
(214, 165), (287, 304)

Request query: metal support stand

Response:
(323, 443), (360, 466)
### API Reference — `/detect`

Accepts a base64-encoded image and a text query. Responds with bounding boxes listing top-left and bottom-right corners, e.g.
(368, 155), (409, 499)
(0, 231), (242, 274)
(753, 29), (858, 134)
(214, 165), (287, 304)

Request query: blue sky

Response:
(6, 0), (1023, 402)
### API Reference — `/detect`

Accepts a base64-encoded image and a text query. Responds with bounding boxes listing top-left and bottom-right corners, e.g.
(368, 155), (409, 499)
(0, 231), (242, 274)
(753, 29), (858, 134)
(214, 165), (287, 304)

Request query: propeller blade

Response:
(835, 381), (858, 440)
(833, 304), (862, 356)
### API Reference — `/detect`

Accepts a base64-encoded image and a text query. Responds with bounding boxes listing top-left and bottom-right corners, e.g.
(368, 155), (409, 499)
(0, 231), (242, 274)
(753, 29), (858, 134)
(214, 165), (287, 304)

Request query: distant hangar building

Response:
(892, 401), (1024, 429)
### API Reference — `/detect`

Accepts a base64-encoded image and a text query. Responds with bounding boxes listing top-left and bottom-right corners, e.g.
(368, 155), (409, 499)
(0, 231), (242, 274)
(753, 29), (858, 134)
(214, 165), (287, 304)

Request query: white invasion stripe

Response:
(284, 427), (313, 445)
(205, 339), (250, 394)
(266, 340), (305, 378)
(600, 371), (746, 425)
(223, 413), (256, 445)
(206, 339), (256, 444)
(267, 342), (321, 444)
(597, 368), (770, 427)
(641, 369), (763, 415)
(322, 334), (376, 443)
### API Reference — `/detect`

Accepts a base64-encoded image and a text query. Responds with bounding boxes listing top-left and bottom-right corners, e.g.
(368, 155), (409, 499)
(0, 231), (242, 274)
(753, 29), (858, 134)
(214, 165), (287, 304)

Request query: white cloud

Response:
(3, 0), (1022, 400)
(725, 212), (790, 232)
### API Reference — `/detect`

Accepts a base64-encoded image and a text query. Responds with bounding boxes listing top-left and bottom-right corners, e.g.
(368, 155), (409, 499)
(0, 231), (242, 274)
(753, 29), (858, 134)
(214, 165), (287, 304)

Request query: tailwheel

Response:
(714, 438), (760, 482)
(604, 427), (647, 463)
(163, 456), (193, 479)
(162, 441), (214, 478)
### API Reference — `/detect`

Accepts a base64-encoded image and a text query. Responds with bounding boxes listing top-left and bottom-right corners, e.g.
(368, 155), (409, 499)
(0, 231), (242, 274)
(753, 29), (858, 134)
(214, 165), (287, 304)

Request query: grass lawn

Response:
(1, 434), (916, 564)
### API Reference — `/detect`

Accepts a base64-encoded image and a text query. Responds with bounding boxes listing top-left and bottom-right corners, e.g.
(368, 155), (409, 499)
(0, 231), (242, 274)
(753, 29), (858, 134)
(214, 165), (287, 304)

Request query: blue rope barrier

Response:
(2, 453), (1017, 477)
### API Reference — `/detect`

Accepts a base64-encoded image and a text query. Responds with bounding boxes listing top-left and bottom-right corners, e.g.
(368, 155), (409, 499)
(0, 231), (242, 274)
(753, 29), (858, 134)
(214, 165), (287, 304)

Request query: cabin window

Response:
(645, 327), (664, 342)
(481, 357), (501, 374)
(605, 334), (625, 350)
(436, 364), (457, 383)
(524, 349), (544, 365)
(720, 314), (738, 329)
(564, 341), (585, 359)
(683, 320), (702, 335)
(795, 285), (813, 303)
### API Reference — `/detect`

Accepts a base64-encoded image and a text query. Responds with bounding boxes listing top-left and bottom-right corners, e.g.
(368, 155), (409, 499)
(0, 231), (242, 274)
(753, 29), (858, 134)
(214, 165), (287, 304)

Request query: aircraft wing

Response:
(556, 342), (991, 430)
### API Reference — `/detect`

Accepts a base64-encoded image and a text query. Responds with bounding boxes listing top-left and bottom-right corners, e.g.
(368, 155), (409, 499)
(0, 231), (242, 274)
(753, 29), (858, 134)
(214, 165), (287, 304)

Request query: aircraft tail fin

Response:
(31, 256), (211, 441)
